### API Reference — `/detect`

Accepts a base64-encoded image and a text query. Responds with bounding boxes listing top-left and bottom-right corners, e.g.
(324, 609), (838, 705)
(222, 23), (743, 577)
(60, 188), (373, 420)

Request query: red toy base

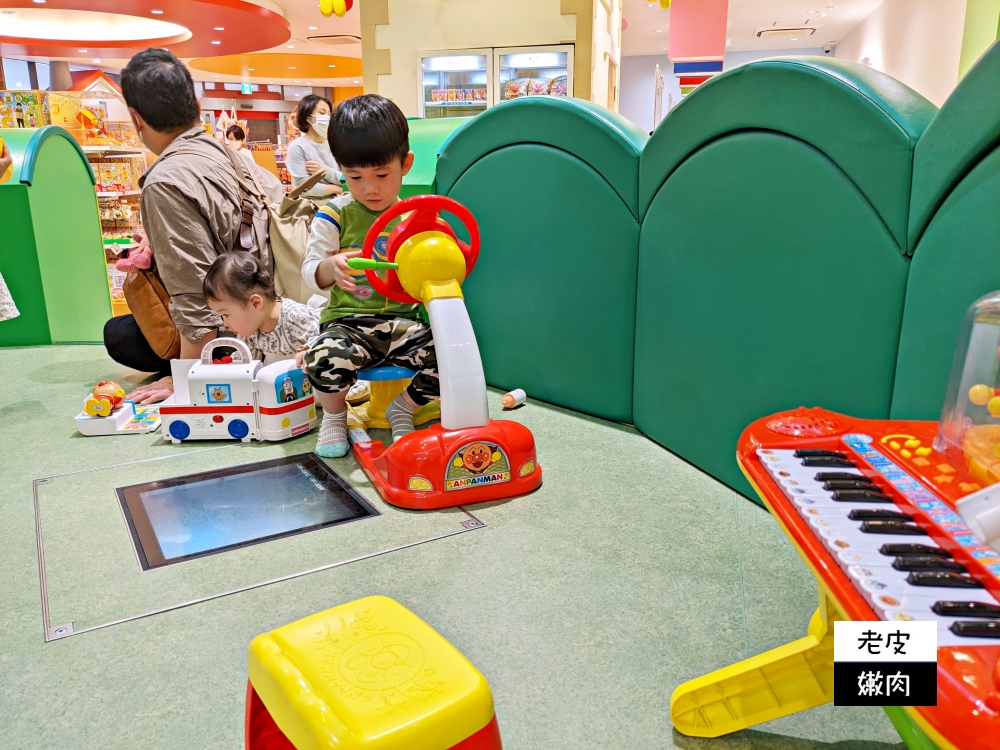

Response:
(353, 419), (542, 509)
(245, 682), (503, 749)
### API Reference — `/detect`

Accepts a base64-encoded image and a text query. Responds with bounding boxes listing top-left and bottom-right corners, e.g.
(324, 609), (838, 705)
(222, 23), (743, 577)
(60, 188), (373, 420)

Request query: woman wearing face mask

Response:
(225, 124), (286, 205)
(285, 95), (343, 200)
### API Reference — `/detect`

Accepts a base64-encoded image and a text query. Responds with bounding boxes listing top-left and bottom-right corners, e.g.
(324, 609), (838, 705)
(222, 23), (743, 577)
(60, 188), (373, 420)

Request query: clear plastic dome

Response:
(937, 290), (1000, 485)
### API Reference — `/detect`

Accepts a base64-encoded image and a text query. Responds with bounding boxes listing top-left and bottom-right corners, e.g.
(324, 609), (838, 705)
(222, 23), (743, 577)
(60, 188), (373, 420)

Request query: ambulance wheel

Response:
(228, 419), (250, 440)
(168, 420), (190, 441)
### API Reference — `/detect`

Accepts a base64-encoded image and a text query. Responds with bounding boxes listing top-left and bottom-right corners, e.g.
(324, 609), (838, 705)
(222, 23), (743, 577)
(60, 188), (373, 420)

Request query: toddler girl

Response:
(203, 253), (320, 365)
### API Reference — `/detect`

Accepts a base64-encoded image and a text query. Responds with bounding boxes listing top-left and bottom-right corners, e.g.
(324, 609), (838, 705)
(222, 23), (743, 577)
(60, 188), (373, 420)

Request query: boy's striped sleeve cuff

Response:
(315, 207), (341, 230)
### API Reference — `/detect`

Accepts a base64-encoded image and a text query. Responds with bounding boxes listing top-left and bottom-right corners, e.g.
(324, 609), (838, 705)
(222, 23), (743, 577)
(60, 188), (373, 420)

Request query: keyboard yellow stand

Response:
(246, 595), (502, 750)
(670, 588), (839, 737)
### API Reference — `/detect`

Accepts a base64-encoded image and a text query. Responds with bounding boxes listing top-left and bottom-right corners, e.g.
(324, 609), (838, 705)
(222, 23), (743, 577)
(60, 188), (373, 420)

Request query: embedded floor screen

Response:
(117, 454), (379, 570)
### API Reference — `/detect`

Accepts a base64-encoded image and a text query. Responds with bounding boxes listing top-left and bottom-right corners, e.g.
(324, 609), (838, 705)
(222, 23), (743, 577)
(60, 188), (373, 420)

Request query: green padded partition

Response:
(402, 117), (470, 198)
(0, 127), (109, 346)
(640, 57), (936, 250)
(891, 147), (1000, 420)
(635, 133), (909, 498)
(447, 143), (638, 422)
(908, 41), (1000, 249)
(437, 96), (647, 218)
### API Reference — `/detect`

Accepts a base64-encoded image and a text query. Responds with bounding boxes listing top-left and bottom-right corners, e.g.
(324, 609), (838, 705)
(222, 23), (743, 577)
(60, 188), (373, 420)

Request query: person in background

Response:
(285, 94), (343, 200)
(225, 124), (286, 205)
(107, 47), (271, 404)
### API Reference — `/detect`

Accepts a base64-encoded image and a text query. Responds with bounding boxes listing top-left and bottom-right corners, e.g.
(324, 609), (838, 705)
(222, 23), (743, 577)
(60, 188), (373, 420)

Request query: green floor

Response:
(0, 345), (906, 749)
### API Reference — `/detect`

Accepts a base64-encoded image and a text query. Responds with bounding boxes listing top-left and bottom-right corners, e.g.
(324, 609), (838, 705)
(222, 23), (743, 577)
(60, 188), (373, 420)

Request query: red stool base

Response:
(245, 681), (503, 749)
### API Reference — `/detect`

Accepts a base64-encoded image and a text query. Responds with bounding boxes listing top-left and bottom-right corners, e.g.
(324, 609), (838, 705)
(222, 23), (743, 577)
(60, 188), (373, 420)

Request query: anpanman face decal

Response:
(462, 442), (493, 473)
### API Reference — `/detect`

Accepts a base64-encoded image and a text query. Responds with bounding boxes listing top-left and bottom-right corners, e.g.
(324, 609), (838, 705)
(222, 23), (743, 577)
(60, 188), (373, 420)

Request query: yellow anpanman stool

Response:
(245, 596), (503, 750)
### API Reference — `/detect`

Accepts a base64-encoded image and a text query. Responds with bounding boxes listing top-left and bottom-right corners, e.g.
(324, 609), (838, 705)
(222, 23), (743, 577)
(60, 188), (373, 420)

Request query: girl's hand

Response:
(305, 160), (326, 176)
(125, 376), (173, 405)
(295, 349), (308, 369)
(330, 250), (362, 292)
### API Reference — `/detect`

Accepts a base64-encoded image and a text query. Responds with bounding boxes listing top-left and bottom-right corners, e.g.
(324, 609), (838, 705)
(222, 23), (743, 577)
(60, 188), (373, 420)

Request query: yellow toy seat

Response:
(246, 595), (502, 750)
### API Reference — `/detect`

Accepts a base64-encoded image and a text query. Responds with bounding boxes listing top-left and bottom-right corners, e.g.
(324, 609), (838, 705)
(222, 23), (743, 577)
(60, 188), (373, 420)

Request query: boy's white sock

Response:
(316, 408), (349, 458)
(385, 393), (417, 443)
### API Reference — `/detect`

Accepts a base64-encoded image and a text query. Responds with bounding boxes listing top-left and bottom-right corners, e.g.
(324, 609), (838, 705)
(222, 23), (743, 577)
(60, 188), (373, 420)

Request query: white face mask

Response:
(227, 139), (242, 151)
(310, 113), (330, 138)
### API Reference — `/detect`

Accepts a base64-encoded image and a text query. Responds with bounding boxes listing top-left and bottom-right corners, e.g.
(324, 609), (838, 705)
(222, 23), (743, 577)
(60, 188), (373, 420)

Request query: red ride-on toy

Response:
(347, 195), (542, 510)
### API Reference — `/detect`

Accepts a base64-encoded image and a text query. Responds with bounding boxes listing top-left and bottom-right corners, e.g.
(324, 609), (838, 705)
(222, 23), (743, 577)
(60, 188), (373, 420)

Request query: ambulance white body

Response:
(160, 339), (318, 443)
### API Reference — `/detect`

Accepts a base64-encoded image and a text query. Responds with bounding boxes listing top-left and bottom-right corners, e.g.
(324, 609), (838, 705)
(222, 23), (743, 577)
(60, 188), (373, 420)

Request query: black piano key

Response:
(861, 521), (927, 535)
(802, 457), (856, 468)
(825, 480), (881, 491)
(794, 449), (847, 459)
(833, 491), (894, 504)
(933, 601), (1000, 618)
(833, 489), (889, 500)
(950, 620), (1000, 638)
(848, 509), (913, 521)
(892, 556), (966, 573)
(907, 571), (984, 588)
(815, 472), (872, 482)
(880, 544), (952, 558)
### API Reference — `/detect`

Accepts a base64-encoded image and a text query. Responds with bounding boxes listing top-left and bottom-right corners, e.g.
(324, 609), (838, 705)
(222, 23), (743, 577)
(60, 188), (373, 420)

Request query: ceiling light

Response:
(820, 13), (827, 17)
(306, 82), (312, 85)
(295, 80), (301, 83)
(791, 38), (798, 41)
(93, 59), (101, 63)
(308, 26), (318, 30)
(214, 75), (220, 78)
(655, 29), (663, 33)
(33, 0), (46, 4)
(248, 68), (255, 71)
(151, 9), (164, 14)
(214, 27), (224, 31)
(78, 49), (88, 53)
(211, 41), (221, 45)
(288, 66), (296, 70)
(287, 45), (295, 49)
(328, 64), (336, 68)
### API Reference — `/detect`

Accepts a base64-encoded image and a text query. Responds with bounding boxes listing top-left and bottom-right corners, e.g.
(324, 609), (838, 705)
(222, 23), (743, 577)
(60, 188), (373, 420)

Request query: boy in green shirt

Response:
(299, 95), (437, 458)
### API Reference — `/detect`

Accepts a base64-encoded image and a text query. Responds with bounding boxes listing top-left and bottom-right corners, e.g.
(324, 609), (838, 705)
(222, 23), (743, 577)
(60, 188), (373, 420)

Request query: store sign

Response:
(240, 83), (253, 95)
(505, 53), (562, 69)
(426, 56), (484, 72)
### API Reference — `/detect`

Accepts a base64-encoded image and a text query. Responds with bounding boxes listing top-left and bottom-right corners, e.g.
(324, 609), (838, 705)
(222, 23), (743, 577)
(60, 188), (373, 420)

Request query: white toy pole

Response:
(425, 296), (489, 430)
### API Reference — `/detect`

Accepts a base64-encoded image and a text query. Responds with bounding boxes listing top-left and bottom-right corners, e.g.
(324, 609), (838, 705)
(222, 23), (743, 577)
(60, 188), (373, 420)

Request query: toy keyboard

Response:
(740, 407), (1000, 748)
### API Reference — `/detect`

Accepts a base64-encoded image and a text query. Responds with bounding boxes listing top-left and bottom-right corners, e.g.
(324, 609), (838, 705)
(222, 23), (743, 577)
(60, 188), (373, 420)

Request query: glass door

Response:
(417, 49), (492, 119)
(494, 45), (574, 104)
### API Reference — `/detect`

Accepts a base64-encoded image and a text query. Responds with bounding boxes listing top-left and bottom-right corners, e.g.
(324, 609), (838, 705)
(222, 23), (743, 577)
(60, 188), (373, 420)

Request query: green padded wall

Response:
(891, 148), (1000, 420)
(892, 42), (1000, 419)
(448, 144), (638, 422)
(0, 127), (108, 346)
(639, 57), (936, 250)
(438, 97), (647, 422)
(635, 133), (910, 498)
(402, 117), (470, 198)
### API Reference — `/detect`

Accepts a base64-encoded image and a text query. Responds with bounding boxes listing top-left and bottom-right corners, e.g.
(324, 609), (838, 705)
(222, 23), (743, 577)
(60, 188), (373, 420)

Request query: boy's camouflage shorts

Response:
(303, 315), (438, 405)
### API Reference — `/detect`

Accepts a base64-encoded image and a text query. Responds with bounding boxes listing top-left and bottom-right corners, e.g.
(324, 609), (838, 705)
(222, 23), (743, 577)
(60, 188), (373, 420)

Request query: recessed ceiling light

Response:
(78, 49), (88, 53)
(287, 45), (295, 49)
(791, 38), (798, 41)
(214, 27), (224, 31)
(308, 26), (318, 30)
(214, 75), (221, 78)
(354, 80), (359, 83)
(33, 0), (46, 4)
(295, 80), (301, 83)
(248, 68), (255, 71)
(211, 41), (221, 45)
(93, 59), (101, 63)
(151, 9), (164, 14)
(288, 66), (296, 70)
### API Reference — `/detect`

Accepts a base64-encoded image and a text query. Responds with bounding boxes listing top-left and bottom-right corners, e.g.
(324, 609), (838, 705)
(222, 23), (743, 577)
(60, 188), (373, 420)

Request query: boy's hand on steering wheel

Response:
(330, 250), (362, 292)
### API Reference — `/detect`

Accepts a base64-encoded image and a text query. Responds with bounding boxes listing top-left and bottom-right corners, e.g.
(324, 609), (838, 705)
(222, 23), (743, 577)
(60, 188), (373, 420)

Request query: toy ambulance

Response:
(160, 338), (318, 444)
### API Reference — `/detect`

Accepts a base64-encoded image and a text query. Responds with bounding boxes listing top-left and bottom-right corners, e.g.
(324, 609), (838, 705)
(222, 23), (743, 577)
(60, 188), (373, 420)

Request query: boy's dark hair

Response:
(329, 95), (409, 169)
(226, 124), (246, 141)
(295, 94), (332, 133)
(121, 48), (200, 132)
(203, 252), (277, 304)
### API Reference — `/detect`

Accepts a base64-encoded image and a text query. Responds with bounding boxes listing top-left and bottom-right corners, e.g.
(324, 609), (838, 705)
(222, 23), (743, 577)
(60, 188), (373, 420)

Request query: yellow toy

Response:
(319, 0), (353, 18)
(245, 595), (503, 749)
(84, 380), (125, 417)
